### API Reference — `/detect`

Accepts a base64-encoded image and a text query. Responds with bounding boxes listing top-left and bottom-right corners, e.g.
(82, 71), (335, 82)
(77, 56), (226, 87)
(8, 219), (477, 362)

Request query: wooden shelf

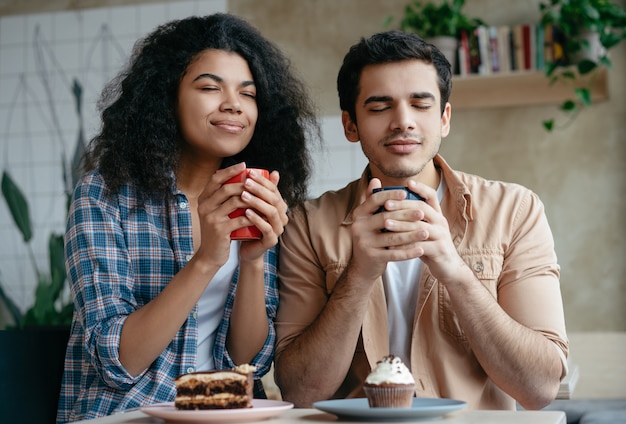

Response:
(449, 68), (609, 110)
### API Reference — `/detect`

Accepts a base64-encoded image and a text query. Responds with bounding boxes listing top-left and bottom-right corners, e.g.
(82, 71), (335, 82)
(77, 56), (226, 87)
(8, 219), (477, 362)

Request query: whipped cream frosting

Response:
(365, 355), (415, 385)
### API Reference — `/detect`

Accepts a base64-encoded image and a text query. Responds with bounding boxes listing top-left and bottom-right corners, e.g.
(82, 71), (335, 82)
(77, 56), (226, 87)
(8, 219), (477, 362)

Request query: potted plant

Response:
(387, 0), (485, 71)
(0, 81), (85, 330)
(0, 172), (74, 329)
(0, 169), (73, 423)
(0, 79), (85, 424)
(539, 0), (626, 131)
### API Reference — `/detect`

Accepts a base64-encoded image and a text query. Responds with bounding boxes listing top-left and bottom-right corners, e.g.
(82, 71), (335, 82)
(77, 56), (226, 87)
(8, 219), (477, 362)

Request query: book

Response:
(458, 30), (471, 76)
(469, 28), (481, 74)
(522, 24), (533, 70)
(497, 25), (511, 73)
(477, 25), (491, 75)
(488, 26), (500, 73)
(535, 23), (545, 71)
(451, 22), (567, 74)
(509, 27), (517, 71)
(543, 22), (554, 65)
(512, 24), (524, 71)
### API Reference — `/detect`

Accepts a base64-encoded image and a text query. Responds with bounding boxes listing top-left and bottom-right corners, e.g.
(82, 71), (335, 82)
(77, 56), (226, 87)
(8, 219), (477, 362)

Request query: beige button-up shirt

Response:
(276, 155), (568, 410)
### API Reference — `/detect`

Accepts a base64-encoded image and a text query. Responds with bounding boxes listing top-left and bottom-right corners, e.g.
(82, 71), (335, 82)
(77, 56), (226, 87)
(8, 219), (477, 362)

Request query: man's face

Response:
(342, 59), (451, 185)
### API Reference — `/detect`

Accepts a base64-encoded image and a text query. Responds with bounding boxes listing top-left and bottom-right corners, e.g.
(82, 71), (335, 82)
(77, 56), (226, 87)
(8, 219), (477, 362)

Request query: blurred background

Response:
(0, 0), (623, 345)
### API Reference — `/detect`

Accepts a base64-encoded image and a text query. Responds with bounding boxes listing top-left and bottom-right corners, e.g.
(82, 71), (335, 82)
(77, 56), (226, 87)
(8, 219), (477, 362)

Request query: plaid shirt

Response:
(57, 170), (278, 423)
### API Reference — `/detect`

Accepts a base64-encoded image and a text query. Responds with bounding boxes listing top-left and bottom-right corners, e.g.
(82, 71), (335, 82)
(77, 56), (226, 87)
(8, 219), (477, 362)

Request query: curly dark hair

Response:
(84, 13), (319, 207)
(337, 30), (452, 123)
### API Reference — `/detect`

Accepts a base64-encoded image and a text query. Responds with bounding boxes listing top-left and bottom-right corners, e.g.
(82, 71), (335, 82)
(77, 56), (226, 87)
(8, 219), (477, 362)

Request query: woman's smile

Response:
(212, 118), (246, 134)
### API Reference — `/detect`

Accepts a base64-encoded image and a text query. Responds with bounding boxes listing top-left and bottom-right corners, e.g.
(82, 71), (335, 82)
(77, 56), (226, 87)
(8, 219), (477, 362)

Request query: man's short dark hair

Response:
(337, 30), (452, 122)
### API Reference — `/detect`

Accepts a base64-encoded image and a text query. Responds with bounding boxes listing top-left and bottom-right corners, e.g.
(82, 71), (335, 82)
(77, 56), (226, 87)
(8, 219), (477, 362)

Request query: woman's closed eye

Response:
(241, 91), (256, 99)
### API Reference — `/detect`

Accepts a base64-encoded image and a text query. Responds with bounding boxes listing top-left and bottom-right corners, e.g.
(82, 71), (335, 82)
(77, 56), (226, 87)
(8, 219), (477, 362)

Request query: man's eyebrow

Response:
(193, 73), (255, 87)
(410, 92), (435, 100)
(363, 92), (435, 105)
(363, 95), (392, 105)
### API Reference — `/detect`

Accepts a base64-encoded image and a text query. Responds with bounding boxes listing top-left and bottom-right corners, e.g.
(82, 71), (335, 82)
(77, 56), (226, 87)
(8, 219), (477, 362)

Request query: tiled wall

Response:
(310, 117), (368, 198)
(0, 1), (368, 313)
(0, 1), (230, 311)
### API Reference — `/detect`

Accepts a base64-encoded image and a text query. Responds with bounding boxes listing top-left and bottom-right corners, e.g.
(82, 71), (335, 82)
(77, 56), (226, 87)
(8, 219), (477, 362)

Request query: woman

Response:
(57, 13), (318, 423)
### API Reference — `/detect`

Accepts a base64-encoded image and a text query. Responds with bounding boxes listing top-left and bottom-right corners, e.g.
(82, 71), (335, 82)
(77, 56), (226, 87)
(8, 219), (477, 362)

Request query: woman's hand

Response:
(194, 163), (252, 267)
(237, 169), (288, 261)
(195, 163), (287, 265)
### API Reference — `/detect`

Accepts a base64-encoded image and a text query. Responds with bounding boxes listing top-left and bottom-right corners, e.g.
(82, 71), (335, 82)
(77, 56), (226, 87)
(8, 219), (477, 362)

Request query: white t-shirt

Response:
(196, 241), (239, 371)
(383, 177), (445, 365)
(383, 258), (422, 365)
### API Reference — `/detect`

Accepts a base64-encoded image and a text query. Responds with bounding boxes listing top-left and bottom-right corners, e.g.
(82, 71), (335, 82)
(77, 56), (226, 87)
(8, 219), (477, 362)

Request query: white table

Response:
(72, 407), (566, 423)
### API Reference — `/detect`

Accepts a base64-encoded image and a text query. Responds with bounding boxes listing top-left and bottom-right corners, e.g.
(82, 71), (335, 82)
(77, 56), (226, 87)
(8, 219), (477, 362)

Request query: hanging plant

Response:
(539, 0), (626, 131)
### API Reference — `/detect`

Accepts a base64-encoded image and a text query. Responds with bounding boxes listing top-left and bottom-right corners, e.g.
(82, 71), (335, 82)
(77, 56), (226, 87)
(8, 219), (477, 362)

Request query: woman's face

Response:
(177, 49), (258, 161)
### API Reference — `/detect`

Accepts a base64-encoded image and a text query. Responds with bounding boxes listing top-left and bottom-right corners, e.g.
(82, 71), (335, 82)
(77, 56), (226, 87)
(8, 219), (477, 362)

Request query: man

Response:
(274, 30), (568, 411)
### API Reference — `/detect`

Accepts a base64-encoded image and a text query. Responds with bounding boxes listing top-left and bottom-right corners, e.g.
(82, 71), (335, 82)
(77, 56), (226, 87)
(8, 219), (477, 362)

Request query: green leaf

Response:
(71, 128), (86, 196)
(560, 100), (577, 112)
(545, 61), (558, 77)
(48, 233), (66, 302)
(582, 3), (600, 21)
(599, 56), (612, 68)
(600, 31), (623, 49)
(1, 171), (32, 243)
(64, 79), (86, 201)
(577, 59), (597, 75)
(20, 233), (72, 327)
(575, 87), (592, 106)
(72, 78), (83, 117)
(59, 301), (74, 325)
(382, 15), (394, 28)
(0, 281), (24, 328)
(543, 119), (555, 131)
(23, 274), (56, 326)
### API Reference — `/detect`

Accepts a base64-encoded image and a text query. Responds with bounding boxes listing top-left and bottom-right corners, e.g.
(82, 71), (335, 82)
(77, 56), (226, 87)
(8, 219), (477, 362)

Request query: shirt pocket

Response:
(438, 251), (504, 342)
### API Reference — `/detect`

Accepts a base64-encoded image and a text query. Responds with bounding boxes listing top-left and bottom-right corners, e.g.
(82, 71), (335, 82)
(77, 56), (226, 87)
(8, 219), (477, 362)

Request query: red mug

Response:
(224, 168), (270, 240)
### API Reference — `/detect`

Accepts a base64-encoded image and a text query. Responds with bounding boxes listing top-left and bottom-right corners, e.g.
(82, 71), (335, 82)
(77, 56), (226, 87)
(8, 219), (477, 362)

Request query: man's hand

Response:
(403, 179), (468, 286)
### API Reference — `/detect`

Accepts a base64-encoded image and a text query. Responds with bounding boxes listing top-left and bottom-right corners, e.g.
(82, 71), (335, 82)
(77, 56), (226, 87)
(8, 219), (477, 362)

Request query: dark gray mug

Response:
(373, 186), (424, 214)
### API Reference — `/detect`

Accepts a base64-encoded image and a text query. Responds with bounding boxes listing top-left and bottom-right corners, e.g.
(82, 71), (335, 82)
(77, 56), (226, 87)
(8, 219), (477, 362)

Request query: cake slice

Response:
(174, 364), (256, 410)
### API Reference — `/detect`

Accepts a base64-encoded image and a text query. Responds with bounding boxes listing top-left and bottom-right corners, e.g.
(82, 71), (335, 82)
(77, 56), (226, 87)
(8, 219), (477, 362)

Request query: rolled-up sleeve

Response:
(498, 189), (569, 377)
(65, 178), (143, 388)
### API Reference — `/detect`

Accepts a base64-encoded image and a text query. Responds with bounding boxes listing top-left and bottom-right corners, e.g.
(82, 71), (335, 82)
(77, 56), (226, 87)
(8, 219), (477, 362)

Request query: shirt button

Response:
(192, 311), (197, 320)
(179, 201), (188, 209)
(185, 254), (193, 262)
(187, 367), (195, 373)
(473, 262), (484, 273)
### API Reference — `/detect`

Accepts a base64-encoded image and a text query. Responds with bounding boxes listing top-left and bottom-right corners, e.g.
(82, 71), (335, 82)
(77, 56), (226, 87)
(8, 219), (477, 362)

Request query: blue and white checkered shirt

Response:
(56, 170), (278, 423)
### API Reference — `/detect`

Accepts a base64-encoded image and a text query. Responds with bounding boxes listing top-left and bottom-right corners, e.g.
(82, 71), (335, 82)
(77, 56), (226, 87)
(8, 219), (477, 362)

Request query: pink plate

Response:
(141, 399), (293, 423)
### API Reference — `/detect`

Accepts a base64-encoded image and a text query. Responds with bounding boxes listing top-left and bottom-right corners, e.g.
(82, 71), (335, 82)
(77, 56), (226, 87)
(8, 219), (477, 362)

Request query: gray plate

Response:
(313, 397), (467, 421)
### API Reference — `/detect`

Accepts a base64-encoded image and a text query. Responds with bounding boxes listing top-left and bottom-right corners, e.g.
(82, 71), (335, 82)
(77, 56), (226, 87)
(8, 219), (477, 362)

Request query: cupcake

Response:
(363, 355), (416, 408)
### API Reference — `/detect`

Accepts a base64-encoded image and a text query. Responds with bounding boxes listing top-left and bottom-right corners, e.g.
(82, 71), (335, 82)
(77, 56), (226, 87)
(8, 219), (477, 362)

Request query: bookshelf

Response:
(450, 68), (609, 110)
